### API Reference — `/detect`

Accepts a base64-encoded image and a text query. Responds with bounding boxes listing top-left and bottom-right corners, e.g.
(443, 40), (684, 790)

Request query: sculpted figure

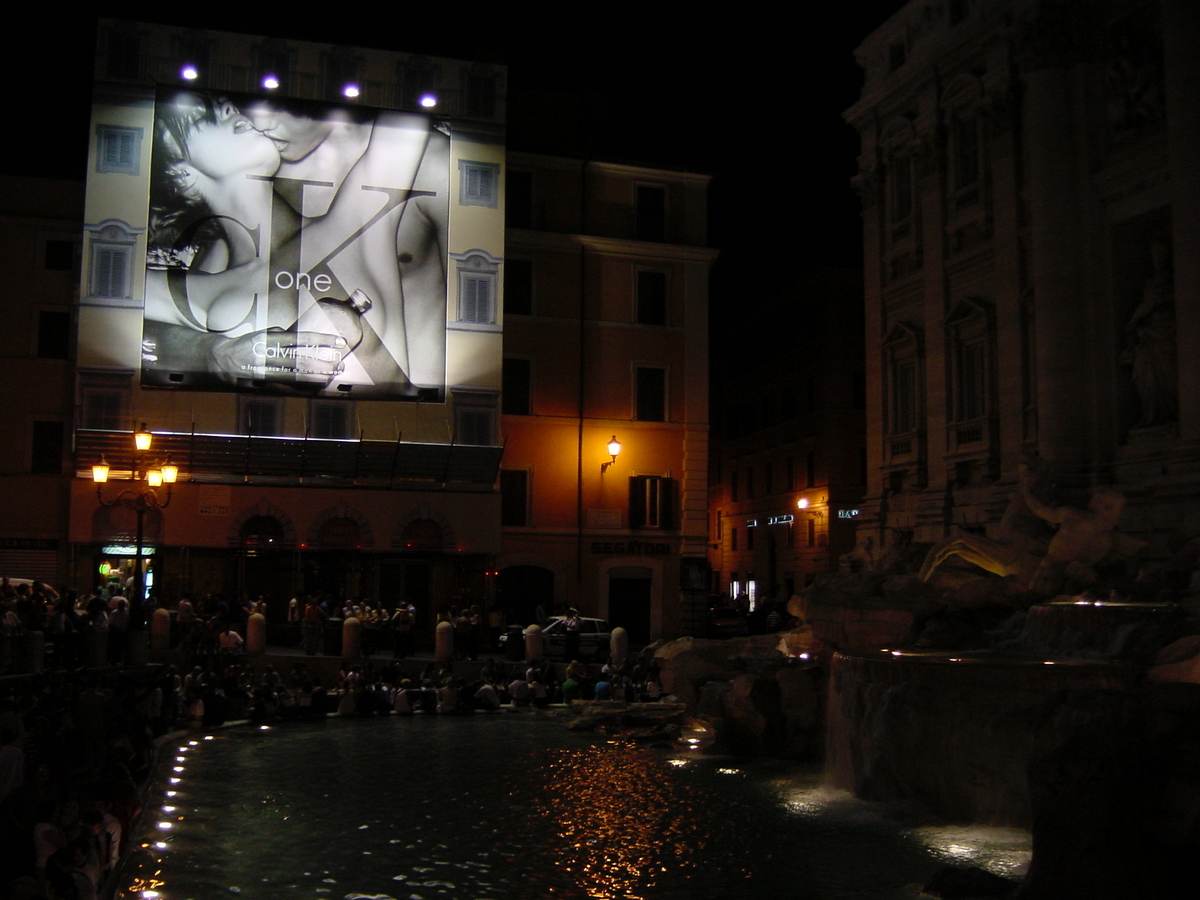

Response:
(1122, 239), (1176, 426)
(919, 464), (1144, 595)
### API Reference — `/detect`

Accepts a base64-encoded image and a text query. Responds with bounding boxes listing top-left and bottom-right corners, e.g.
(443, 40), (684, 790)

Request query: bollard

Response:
(342, 616), (362, 658)
(610, 626), (628, 666)
(524, 623), (544, 662)
(20, 632), (45, 674)
(85, 630), (107, 669)
(127, 630), (150, 666)
(150, 607), (171, 652)
(246, 612), (267, 656)
(435, 620), (455, 661)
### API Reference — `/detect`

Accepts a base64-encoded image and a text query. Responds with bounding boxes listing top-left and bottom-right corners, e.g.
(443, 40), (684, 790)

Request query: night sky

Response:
(7, 2), (907, 327)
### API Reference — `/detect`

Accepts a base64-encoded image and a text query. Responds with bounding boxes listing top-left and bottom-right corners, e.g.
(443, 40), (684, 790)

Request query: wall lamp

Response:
(600, 436), (622, 474)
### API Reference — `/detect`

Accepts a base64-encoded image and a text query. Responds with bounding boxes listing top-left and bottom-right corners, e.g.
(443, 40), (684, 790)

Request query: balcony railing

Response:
(75, 429), (502, 490)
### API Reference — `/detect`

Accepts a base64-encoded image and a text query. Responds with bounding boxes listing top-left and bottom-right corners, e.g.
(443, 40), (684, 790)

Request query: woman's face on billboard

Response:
(185, 100), (280, 180)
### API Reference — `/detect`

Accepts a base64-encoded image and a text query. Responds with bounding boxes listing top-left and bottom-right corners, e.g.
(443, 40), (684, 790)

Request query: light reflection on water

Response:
(120, 715), (1029, 900)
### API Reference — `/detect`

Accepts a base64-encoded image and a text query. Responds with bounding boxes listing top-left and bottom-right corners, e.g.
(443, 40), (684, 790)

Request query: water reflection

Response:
(531, 743), (750, 898)
(120, 716), (1029, 900)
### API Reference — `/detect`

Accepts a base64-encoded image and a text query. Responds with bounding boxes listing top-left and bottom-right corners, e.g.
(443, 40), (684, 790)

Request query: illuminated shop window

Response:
(459, 161), (499, 208)
(96, 126), (142, 176)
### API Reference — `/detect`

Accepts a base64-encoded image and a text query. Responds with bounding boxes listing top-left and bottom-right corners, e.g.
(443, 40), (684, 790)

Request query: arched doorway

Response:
(237, 514), (288, 607)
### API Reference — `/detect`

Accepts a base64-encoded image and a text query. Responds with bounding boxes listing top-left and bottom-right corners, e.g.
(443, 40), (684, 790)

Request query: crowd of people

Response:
(0, 668), (162, 900)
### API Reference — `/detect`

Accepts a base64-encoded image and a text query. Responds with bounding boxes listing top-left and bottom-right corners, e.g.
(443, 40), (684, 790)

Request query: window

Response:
(85, 221), (139, 301)
(746, 526), (755, 551)
(96, 126), (142, 176)
(505, 259), (533, 316)
(805, 450), (816, 488)
(465, 70), (498, 119)
(635, 270), (667, 326)
(106, 29), (141, 79)
(37, 311), (70, 360)
(745, 467), (755, 500)
(808, 518), (816, 547)
(453, 391), (497, 446)
(883, 323), (923, 436)
(502, 357), (532, 415)
(460, 274), (493, 323)
(500, 469), (529, 527)
(79, 370), (132, 431)
(171, 31), (212, 79)
(730, 470), (739, 502)
(786, 457), (794, 491)
(453, 250), (501, 327)
(629, 475), (676, 530)
(635, 185), (666, 241)
(506, 170), (533, 228)
(400, 57), (438, 109)
(31, 422), (64, 475)
(241, 398), (281, 436)
(310, 401), (352, 439)
(43, 240), (75, 272)
(894, 360), (918, 432)
(254, 39), (293, 91)
(958, 339), (986, 420)
(459, 161), (499, 208)
(946, 299), (992, 423)
(888, 154), (913, 228)
(952, 117), (981, 199)
(635, 367), (666, 422)
(322, 46), (361, 99)
(764, 462), (773, 495)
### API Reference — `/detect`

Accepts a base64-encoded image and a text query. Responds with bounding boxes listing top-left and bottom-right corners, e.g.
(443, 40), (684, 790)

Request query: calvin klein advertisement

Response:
(142, 88), (449, 399)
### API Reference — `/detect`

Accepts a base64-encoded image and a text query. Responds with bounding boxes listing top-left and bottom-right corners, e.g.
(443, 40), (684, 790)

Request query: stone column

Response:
(1023, 59), (1094, 485)
(1163, 1), (1200, 442)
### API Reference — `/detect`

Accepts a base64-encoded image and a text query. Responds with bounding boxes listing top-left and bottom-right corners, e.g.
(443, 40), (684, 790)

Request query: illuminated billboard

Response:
(141, 88), (449, 400)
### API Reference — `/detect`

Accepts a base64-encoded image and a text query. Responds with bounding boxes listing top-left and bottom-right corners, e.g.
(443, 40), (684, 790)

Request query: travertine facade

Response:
(845, 0), (1200, 559)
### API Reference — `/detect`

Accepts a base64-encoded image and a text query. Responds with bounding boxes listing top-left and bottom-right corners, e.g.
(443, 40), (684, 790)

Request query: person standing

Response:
(563, 608), (582, 662)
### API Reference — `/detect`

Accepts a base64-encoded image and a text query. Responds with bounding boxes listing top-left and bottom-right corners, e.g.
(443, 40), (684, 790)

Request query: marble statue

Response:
(919, 464), (1145, 595)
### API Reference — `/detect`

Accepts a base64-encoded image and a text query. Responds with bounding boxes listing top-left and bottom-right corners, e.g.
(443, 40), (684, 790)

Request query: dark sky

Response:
(8, 2), (907, 317)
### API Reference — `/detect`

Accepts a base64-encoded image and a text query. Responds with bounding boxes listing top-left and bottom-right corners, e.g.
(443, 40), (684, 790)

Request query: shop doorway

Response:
(608, 567), (652, 645)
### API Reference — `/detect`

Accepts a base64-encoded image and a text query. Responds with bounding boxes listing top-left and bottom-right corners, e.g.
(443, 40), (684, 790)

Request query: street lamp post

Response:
(93, 424), (177, 628)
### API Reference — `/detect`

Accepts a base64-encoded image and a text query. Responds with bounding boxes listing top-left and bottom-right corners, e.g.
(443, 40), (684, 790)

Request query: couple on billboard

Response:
(142, 88), (449, 399)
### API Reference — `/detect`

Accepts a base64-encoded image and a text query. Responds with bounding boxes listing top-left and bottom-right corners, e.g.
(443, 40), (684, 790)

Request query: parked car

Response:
(499, 616), (612, 660)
